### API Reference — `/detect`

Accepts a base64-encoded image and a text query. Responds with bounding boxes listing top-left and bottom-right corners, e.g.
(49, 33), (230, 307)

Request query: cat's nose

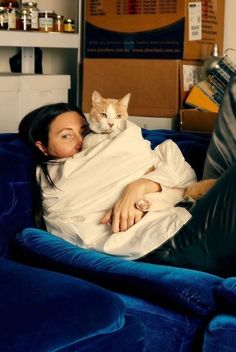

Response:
(108, 123), (114, 128)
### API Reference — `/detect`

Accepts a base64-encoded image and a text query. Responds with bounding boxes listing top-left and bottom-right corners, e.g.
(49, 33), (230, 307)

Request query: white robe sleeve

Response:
(142, 139), (197, 189)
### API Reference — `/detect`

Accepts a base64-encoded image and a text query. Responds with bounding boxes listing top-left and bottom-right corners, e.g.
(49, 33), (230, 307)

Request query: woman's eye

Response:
(61, 133), (73, 140)
(100, 112), (107, 118)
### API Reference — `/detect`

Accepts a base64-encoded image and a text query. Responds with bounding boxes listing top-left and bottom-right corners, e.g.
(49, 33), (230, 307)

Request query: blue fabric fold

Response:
(16, 227), (221, 316)
(1, 258), (125, 352)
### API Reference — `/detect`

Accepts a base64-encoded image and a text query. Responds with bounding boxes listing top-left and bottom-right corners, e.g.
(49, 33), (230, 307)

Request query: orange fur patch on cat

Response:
(184, 179), (217, 201)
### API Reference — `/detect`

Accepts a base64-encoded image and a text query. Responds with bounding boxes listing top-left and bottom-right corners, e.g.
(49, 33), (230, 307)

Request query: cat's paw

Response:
(184, 179), (216, 201)
(135, 199), (150, 212)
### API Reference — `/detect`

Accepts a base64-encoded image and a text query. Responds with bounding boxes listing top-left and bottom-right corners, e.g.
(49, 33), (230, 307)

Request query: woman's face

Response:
(36, 111), (88, 158)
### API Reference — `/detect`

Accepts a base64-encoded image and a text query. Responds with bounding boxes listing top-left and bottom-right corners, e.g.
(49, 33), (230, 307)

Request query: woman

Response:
(19, 101), (196, 260)
(19, 73), (236, 277)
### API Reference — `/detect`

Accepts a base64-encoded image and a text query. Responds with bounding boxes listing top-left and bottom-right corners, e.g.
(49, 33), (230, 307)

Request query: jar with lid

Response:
(20, 2), (39, 30)
(38, 10), (54, 32)
(54, 14), (64, 32)
(64, 18), (75, 33)
(0, 5), (8, 29)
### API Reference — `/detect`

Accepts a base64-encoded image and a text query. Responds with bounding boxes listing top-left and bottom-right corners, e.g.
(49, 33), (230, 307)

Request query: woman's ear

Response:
(35, 141), (48, 155)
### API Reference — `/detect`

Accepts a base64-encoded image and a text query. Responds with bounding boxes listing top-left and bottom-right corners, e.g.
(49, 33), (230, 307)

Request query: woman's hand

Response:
(100, 178), (161, 233)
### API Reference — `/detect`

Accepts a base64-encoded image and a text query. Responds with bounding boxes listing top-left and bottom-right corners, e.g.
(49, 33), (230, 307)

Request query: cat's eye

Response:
(100, 112), (107, 118)
(117, 114), (122, 119)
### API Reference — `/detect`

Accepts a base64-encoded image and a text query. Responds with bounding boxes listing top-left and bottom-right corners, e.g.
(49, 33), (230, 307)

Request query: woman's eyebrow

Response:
(57, 127), (73, 134)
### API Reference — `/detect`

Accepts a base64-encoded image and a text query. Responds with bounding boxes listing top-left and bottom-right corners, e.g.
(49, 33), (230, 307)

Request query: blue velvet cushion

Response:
(67, 315), (145, 352)
(203, 314), (236, 352)
(215, 278), (236, 311)
(0, 135), (34, 258)
(15, 228), (222, 317)
(118, 293), (206, 352)
(1, 258), (125, 352)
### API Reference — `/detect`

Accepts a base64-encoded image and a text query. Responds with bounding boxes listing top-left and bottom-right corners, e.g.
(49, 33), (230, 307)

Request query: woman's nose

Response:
(75, 135), (83, 150)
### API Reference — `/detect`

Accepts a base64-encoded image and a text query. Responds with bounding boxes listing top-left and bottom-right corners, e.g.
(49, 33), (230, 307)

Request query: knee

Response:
(216, 163), (236, 189)
(229, 73), (236, 102)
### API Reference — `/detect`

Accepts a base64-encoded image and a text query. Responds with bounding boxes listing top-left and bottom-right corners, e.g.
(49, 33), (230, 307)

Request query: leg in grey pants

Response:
(139, 74), (236, 278)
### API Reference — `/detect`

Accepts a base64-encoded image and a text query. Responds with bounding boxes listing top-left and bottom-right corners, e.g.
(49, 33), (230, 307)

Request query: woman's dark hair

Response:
(18, 102), (89, 228)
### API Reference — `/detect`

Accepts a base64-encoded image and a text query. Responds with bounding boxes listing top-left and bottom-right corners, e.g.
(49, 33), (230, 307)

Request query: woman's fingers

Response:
(112, 208), (144, 233)
(134, 210), (143, 224)
(100, 210), (112, 224)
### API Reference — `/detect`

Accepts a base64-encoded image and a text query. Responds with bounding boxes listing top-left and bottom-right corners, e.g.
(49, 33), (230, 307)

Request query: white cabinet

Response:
(0, 0), (83, 109)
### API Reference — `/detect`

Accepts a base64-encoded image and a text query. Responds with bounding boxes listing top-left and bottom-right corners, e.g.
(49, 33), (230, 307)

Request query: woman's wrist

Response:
(129, 178), (161, 194)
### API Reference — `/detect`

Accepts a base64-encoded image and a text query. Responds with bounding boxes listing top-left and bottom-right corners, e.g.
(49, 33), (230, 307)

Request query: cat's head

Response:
(88, 91), (131, 134)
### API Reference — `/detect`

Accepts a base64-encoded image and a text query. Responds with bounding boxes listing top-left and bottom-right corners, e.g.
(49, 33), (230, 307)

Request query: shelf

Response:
(0, 31), (80, 49)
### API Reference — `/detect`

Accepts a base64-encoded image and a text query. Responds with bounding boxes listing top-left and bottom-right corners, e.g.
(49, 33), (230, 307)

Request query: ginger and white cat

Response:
(82, 90), (130, 149)
(83, 90), (215, 211)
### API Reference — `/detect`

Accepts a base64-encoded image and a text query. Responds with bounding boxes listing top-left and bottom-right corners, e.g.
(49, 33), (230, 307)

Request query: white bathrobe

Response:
(37, 122), (196, 259)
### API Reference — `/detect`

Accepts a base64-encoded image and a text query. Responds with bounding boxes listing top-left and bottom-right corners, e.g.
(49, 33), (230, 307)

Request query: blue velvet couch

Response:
(1, 130), (236, 352)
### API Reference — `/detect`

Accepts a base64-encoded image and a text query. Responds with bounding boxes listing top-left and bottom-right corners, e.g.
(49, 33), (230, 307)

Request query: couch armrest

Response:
(1, 258), (125, 352)
(15, 228), (222, 316)
(216, 278), (236, 312)
(203, 314), (236, 352)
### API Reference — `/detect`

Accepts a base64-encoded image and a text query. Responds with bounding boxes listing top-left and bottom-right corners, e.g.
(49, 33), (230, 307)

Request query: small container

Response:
(21, 2), (39, 30)
(63, 18), (75, 33)
(7, 1), (20, 30)
(19, 8), (30, 30)
(0, 6), (8, 29)
(54, 14), (63, 32)
(38, 10), (54, 32)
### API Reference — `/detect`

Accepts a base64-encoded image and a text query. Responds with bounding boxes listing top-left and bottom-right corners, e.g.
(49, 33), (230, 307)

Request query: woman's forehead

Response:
(50, 111), (84, 131)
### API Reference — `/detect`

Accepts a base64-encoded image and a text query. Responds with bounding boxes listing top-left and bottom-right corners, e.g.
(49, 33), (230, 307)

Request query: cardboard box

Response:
(0, 74), (70, 133)
(20, 75), (70, 119)
(180, 108), (217, 133)
(0, 75), (20, 133)
(85, 0), (225, 60)
(82, 58), (203, 118)
(179, 60), (203, 104)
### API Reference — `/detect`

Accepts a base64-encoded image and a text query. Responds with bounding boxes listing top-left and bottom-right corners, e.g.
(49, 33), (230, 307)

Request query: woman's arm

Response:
(144, 139), (197, 188)
(100, 178), (161, 233)
(101, 139), (195, 233)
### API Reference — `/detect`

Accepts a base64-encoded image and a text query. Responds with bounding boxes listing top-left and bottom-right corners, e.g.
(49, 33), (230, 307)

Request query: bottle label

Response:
(8, 10), (16, 29)
(31, 10), (38, 29)
(39, 17), (53, 31)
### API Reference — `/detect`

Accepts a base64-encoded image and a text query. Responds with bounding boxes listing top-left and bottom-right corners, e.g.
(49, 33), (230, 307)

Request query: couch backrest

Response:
(141, 129), (210, 180)
(0, 134), (34, 258)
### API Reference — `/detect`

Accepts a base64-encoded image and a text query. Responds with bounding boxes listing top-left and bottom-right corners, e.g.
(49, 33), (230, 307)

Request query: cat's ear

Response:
(119, 93), (131, 108)
(92, 91), (103, 106)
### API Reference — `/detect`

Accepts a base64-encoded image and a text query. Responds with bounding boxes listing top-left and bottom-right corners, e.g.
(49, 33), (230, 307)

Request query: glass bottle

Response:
(0, 5), (8, 29)
(21, 2), (39, 30)
(7, 1), (20, 30)
(54, 14), (64, 32)
(19, 8), (30, 30)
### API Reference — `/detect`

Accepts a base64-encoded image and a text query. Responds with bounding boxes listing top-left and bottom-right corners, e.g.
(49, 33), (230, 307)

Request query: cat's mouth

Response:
(102, 128), (113, 134)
